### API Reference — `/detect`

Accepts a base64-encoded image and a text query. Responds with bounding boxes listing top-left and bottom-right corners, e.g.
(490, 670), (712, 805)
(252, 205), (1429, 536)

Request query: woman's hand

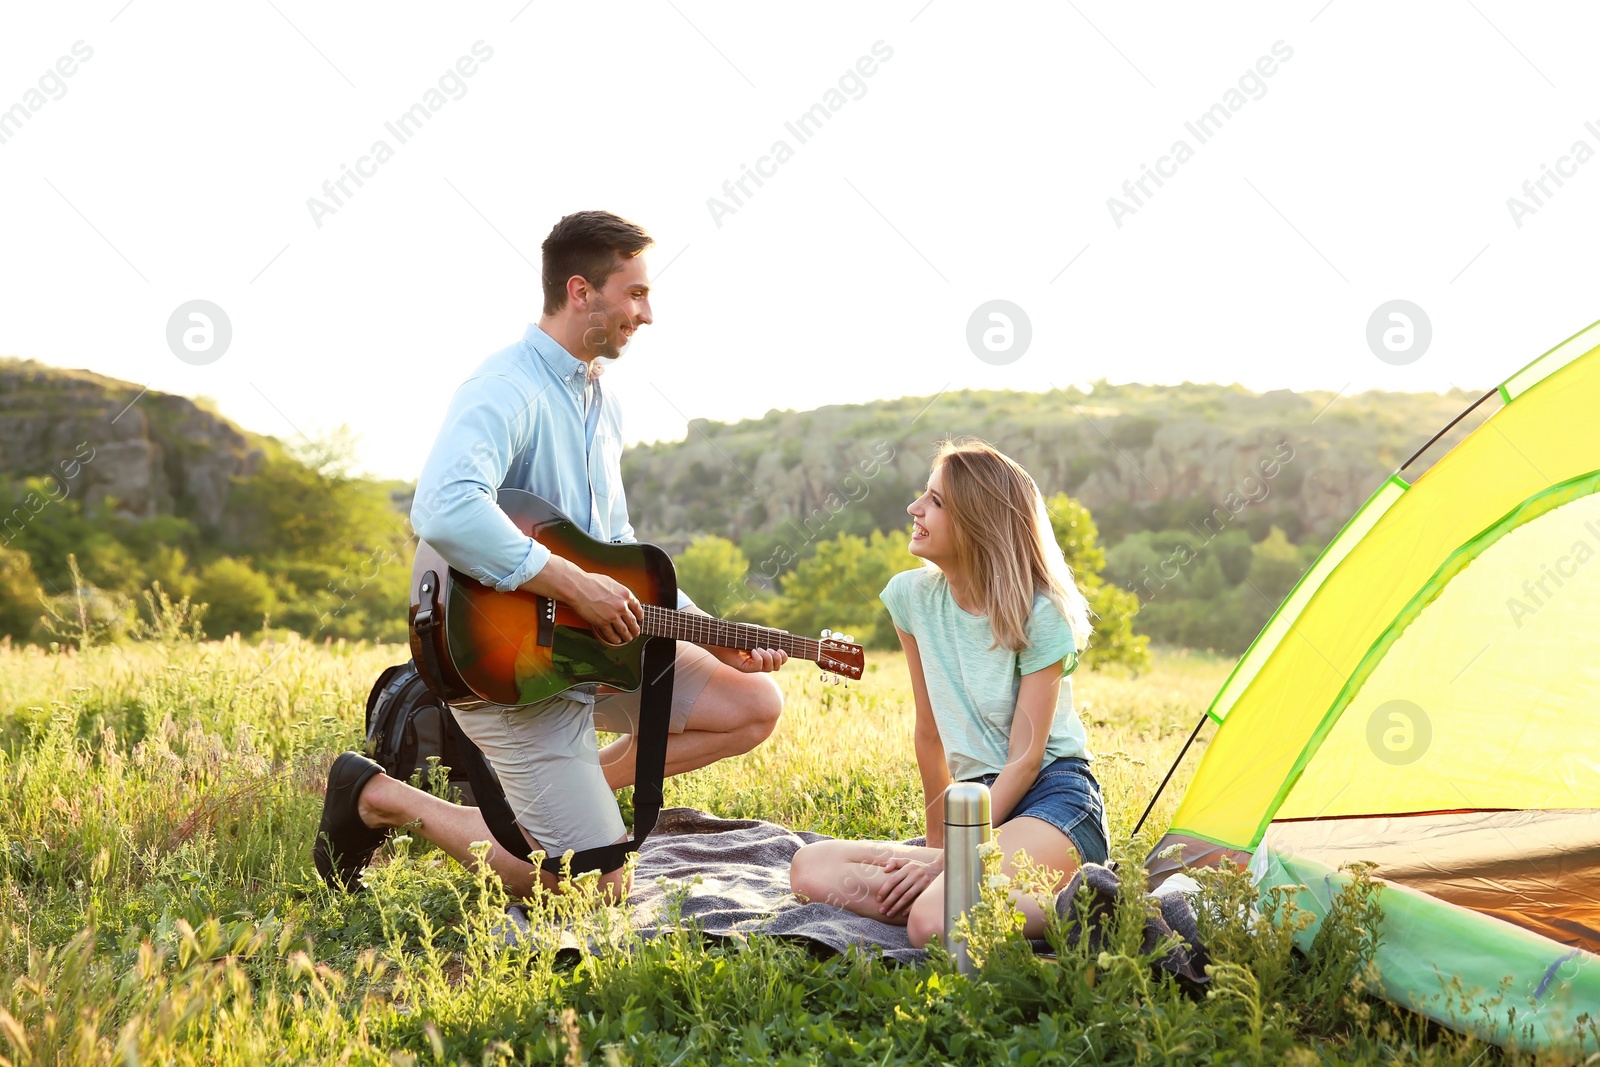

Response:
(878, 854), (944, 919)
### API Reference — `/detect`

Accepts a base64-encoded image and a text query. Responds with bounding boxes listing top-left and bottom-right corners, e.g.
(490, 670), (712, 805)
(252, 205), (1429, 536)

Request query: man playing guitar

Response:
(314, 211), (787, 898)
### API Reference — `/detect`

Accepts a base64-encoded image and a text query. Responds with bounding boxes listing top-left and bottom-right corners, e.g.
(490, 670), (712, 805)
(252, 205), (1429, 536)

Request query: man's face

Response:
(580, 254), (653, 360)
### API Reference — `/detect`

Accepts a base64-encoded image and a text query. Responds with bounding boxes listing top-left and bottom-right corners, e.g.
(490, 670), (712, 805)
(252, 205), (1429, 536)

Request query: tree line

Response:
(3, 375), (1477, 661)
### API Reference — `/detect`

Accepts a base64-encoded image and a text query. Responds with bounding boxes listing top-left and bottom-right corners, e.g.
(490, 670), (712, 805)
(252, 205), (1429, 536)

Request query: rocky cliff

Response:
(0, 359), (262, 527)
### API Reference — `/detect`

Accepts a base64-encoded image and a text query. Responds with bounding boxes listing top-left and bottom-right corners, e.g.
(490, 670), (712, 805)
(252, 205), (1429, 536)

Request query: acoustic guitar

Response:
(410, 489), (866, 708)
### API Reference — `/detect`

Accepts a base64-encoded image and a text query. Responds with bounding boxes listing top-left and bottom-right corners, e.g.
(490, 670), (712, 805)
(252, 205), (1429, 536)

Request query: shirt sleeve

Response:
(879, 569), (916, 635)
(410, 374), (549, 593)
(1020, 595), (1079, 676)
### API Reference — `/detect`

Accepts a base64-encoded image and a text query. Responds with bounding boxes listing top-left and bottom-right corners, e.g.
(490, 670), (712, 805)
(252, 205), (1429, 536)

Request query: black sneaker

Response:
(313, 751), (391, 890)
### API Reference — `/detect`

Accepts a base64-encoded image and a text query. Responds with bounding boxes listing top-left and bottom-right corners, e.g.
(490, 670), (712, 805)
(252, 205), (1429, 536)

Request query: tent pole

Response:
(1130, 710), (1209, 839)
(1399, 386), (1498, 473)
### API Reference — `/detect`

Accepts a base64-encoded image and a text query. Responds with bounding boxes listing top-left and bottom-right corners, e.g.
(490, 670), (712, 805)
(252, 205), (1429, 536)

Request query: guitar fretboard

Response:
(639, 604), (822, 661)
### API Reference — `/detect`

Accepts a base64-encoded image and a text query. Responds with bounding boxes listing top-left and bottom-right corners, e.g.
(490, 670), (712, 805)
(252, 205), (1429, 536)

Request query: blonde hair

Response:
(930, 439), (1092, 654)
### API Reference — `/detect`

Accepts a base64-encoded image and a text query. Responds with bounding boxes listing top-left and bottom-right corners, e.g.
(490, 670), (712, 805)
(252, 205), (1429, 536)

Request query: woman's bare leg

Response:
(789, 839), (944, 924)
(902, 817), (1082, 947)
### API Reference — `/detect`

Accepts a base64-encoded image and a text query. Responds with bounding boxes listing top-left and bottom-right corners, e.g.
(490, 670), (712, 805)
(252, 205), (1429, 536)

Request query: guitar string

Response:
(640, 605), (814, 655)
(646, 605), (832, 659)
(633, 604), (858, 668)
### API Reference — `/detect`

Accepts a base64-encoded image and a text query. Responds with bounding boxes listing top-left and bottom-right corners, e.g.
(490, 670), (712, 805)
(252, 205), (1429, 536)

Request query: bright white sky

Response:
(3, 2), (1597, 480)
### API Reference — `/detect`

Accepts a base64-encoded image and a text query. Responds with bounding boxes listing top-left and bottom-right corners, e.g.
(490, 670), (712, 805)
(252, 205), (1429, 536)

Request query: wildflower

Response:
(976, 840), (1002, 859)
(985, 873), (1012, 889)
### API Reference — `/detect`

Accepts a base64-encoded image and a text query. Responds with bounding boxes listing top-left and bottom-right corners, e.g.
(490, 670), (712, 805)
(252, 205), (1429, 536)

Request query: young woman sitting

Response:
(789, 439), (1108, 947)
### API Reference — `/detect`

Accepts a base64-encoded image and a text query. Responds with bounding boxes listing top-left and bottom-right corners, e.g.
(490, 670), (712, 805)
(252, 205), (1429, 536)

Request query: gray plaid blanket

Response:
(503, 806), (927, 963)
(501, 807), (1208, 984)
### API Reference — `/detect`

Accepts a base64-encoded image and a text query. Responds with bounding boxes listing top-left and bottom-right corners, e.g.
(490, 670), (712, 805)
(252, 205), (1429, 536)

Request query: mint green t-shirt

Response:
(880, 567), (1089, 781)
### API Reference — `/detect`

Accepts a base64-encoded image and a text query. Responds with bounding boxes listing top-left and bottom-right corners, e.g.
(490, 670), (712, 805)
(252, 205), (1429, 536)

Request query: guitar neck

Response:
(639, 605), (821, 662)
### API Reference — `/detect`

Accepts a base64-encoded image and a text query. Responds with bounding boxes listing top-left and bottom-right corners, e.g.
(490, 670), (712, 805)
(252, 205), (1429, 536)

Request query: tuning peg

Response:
(842, 634), (854, 645)
(821, 628), (833, 639)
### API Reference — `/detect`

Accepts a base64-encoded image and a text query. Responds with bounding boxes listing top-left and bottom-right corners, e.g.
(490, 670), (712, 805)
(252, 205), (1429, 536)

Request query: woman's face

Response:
(907, 464), (955, 563)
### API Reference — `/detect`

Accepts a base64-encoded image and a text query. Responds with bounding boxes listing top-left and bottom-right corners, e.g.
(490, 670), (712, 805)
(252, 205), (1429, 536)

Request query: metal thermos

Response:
(942, 782), (992, 974)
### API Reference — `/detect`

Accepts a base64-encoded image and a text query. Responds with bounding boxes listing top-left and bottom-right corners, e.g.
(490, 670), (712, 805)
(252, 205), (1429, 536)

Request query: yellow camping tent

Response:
(1149, 320), (1600, 1050)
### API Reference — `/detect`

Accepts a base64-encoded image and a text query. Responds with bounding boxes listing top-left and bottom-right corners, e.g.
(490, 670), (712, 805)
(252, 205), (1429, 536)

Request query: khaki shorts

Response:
(450, 642), (722, 856)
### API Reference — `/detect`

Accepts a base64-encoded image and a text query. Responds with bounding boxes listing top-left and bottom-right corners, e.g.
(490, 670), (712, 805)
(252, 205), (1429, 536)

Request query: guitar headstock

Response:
(818, 629), (865, 680)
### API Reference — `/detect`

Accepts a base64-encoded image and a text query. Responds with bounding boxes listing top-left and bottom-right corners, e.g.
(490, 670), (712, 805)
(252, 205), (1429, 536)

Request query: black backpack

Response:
(364, 661), (478, 805)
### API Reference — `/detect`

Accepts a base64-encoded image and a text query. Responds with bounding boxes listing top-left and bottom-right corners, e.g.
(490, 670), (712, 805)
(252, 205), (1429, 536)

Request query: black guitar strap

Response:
(415, 583), (673, 876)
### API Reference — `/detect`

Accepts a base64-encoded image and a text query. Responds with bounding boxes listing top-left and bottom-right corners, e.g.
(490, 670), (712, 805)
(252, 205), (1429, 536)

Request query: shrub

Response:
(0, 543), (42, 640)
(674, 535), (752, 619)
(777, 530), (921, 649)
(195, 557), (277, 637)
(33, 553), (134, 647)
(1045, 492), (1150, 671)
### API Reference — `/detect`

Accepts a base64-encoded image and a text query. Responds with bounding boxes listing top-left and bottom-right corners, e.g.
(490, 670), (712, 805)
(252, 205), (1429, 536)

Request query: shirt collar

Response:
(524, 323), (590, 383)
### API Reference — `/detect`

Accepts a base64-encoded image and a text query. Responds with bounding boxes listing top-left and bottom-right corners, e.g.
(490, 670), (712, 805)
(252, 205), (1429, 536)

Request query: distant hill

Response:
(620, 381), (1491, 555)
(0, 358), (412, 644)
(0, 358), (413, 532)
(2, 359), (1481, 551)
(0, 359), (1496, 653)
(0, 358), (262, 530)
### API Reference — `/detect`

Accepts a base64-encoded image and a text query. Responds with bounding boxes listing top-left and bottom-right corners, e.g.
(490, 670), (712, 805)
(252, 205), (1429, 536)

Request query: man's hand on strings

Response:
(717, 647), (788, 673)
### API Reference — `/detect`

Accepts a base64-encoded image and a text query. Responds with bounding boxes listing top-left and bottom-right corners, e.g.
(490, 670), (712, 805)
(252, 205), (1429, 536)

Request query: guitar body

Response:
(411, 489), (677, 707)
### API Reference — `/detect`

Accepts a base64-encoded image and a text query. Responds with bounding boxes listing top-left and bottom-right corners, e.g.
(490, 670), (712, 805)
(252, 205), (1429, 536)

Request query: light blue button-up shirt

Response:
(411, 323), (693, 610)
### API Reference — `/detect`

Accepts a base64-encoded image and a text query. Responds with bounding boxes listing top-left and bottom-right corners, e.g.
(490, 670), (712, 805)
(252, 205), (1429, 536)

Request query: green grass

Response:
(0, 636), (1572, 1064)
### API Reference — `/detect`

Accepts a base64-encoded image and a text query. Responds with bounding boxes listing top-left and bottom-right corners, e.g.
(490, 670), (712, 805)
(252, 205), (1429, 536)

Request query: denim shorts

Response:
(962, 756), (1110, 866)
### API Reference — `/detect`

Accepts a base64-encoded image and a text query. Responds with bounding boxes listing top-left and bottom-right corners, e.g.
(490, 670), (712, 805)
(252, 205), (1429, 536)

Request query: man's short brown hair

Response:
(541, 211), (653, 315)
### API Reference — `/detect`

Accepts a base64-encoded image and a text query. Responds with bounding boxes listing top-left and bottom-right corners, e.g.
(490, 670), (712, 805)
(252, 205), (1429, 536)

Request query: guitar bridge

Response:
(536, 596), (556, 648)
